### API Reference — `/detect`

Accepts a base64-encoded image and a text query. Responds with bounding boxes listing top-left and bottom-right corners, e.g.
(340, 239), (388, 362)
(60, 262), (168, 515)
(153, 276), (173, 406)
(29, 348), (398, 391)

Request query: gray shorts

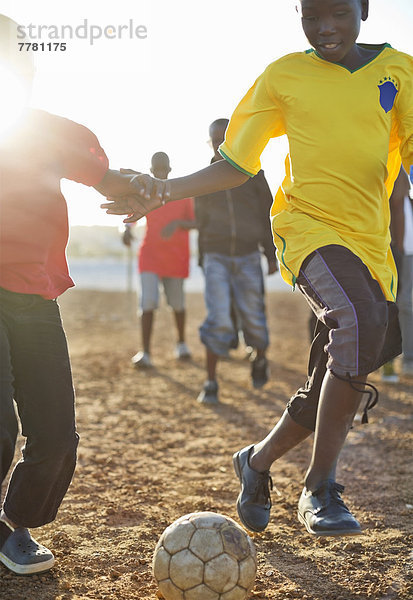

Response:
(296, 245), (401, 377)
(286, 245), (402, 431)
(139, 272), (185, 312)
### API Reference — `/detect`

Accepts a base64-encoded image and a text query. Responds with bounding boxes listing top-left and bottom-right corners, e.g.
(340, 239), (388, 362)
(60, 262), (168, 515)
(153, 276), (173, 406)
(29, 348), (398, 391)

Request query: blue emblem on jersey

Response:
(378, 78), (398, 113)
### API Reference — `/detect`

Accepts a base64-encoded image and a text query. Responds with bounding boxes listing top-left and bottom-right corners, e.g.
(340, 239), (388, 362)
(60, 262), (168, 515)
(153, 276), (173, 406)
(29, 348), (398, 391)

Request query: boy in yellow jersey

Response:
(102, 0), (413, 536)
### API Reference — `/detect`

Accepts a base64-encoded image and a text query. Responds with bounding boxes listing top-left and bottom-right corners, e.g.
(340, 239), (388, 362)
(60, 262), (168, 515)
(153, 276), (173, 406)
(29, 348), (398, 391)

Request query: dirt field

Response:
(1, 289), (412, 600)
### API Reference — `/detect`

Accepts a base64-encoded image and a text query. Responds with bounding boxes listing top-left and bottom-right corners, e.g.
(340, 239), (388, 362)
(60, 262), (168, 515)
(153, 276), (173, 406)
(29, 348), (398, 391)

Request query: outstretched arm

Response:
(101, 160), (248, 223)
(93, 169), (143, 197)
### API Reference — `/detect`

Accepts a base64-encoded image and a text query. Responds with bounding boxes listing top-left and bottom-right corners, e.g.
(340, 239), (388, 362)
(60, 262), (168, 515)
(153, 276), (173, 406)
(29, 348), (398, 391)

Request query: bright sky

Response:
(2, 0), (413, 225)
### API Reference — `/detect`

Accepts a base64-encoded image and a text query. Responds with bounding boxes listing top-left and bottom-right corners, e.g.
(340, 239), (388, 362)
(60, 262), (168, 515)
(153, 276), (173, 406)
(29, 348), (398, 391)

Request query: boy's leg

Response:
(198, 254), (235, 404)
(0, 310), (19, 484)
(234, 245), (401, 535)
(304, 372), (365, 492)
(0, 292), (78, 574)
(230, 252), (270, 388)
(3, 296), (78, 527)
(173, 310), (186, 344)
(296, 245), (401, 536)
(233, 410), (313, 532)
(250, 413), (313, 473)
(206, 349), (218, 381)
(229, 300), (241, 350)
(141, 311), (154, 354)
(233, 320), (328, 532)
(132, 272), (158, 367)
(162, 278), (191, 359)
(398, 253), (413, 373)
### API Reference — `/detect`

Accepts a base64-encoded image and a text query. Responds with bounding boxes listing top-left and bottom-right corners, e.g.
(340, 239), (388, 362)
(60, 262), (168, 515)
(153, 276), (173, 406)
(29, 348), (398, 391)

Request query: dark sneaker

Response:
(251, 356), (269, 389)
(0, 522), (55, 575)
(233, 445), (273, 532)
(197, 380), (219, 405)
(298, 479), (362, 537)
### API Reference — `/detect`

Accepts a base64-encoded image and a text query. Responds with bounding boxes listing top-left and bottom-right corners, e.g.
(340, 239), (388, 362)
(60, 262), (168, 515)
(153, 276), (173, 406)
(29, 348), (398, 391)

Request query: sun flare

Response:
(0, 64), (27, 139)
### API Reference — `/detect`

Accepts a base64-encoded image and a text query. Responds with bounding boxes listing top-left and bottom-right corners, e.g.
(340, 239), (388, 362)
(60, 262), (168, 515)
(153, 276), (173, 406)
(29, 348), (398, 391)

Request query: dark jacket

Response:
(195, 167), (276, 263)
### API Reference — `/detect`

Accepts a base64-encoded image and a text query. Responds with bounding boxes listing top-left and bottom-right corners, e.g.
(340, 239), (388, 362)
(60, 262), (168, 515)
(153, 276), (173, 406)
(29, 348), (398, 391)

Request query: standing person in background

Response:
(195, 119), (277, 404)
(122, 153), (194, 368)
(382, 167), (413, 381)
(399, 178), (413, 376)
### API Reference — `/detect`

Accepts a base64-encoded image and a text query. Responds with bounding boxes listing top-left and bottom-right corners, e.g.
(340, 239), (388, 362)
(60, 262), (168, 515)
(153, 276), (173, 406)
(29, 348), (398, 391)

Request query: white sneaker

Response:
(131, 351), (153, 368)
(175, 342), (191, 360)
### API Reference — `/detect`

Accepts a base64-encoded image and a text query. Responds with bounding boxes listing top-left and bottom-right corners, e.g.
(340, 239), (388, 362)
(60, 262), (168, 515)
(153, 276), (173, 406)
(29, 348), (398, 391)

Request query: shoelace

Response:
(332, 372), (379, 424)
(253, 472), (273, 507)
(314, 481), (350, 513)
(328, 482), (346, 507)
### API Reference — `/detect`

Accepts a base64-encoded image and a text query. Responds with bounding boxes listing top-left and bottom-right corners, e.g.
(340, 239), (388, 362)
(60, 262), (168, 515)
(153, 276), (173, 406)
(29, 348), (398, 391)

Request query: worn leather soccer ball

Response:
(153, 511), (257, 600)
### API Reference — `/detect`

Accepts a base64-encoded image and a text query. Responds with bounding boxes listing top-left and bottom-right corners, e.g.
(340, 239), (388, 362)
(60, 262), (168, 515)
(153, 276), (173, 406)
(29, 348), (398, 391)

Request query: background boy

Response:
(382, 167), (413, 381)
(102, 0), (413, 536)
(122, 152), (194, 368)
(195, 118), (277, 404)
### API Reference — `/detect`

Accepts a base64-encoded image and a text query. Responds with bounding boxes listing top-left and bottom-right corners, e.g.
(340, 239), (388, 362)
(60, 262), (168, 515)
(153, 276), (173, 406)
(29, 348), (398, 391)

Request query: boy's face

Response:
(299, 0), (368, 65)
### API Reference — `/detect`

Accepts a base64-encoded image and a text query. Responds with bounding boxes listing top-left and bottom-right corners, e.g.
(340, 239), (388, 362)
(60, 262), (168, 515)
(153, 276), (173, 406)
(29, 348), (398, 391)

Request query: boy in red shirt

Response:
(0, 16), (146, 574)
(122, 153), (194, 368)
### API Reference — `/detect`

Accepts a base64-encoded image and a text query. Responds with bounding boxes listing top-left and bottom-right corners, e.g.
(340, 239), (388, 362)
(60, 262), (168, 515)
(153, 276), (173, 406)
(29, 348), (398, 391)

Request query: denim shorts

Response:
(199, 252), (269, 356)
(139, 272), (185, 312)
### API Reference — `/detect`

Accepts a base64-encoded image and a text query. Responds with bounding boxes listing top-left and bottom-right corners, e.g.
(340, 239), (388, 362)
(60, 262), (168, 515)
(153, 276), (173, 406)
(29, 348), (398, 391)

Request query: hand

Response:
(122, 227), (134, 247)
(129, 173), (171, 205)
(101, 173), (171, 223)
(161, 221), (179, 239)
(267, 259), (278, 275)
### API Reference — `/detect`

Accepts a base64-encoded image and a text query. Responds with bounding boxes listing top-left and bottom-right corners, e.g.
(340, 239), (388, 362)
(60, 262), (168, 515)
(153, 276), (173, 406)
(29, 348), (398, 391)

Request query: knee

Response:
(27, 430), (79, 462)
(140, 300), (157, 313)
(199, 321), (234, 356)
(287, 396), (318, 432)
(50, 431), (79, 459)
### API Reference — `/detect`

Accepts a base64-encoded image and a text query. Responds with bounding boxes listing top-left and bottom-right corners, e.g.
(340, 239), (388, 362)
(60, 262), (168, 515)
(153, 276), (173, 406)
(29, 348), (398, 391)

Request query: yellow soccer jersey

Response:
(219, 44), (413, 301)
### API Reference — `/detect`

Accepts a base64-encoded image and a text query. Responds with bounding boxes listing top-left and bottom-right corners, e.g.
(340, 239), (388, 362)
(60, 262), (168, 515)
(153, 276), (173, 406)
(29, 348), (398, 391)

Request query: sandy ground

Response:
(1, 289), (412, 600)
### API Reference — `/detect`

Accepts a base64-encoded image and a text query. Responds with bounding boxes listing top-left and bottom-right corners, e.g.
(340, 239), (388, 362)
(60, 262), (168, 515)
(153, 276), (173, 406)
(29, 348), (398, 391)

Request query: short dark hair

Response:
(151, 151), (170, 163)
(209, 118), (229, 134)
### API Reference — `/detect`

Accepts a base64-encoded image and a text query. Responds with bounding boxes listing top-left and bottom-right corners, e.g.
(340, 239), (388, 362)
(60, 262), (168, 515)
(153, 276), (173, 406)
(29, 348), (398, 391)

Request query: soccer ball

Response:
(153, 511), (257, 600)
